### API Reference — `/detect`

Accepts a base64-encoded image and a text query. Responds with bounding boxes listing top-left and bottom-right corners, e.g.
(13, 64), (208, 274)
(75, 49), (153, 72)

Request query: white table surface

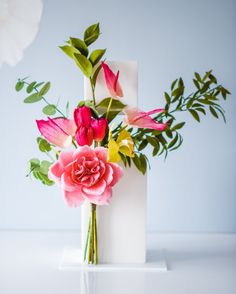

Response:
(0, 232), (235, 294)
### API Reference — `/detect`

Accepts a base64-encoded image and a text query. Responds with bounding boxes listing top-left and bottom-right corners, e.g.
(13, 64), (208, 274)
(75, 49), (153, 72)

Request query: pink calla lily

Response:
(36, 117), (77, 148)
(102, 62), (123, 98)
(123, 107), (167, 131)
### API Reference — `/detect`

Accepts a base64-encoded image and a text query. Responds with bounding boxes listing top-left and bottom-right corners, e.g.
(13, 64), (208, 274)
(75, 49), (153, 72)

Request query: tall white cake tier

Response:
(82, 61), (147, 263)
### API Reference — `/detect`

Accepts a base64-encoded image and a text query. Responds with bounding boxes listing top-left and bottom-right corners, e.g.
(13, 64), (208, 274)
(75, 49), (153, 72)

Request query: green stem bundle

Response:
(84, 203), (98, 264)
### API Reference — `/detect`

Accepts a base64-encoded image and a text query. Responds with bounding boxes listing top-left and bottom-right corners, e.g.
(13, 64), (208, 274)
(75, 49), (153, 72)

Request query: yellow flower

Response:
(108, 129), (135, 163)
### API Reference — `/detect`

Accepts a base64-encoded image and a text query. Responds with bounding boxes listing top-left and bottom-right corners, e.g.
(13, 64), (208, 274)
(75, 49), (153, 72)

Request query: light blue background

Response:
(0, 0), (235, 232)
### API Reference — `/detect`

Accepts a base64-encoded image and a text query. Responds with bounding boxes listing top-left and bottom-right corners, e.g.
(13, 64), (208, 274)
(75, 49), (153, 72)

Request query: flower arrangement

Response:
(15, 23), (230, 265)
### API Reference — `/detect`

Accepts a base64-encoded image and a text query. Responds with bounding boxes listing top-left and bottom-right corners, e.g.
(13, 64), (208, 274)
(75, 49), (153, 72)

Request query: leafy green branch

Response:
(116, 70), (230, 174)
(15, 78), (67, 117)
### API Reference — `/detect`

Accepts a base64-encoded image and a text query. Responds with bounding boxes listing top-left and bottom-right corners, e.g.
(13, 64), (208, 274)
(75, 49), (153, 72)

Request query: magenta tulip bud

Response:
(74, 106), (92, 128)
(91, 118), (108, 142)
(75, 126), (94, 146)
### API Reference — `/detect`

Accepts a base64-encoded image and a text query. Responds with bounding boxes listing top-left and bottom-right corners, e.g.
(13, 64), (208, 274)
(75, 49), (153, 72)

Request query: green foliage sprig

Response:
(113, 70), (230, 174)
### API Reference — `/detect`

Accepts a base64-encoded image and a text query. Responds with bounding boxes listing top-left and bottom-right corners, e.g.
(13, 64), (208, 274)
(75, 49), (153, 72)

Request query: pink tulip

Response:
(91, 118), (108, 142)
(49, 146), (123, 206)
(102, 62), (123, 98)
(36, 117), (77, 148)
(74, 106), (94, 146)
(75, 126), (94, 146)
(74, 106), (91, 128)
(123, 107), (167, 131)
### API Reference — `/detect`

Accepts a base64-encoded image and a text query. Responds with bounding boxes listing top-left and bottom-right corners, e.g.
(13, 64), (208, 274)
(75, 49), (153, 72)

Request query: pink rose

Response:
(49, 146), (123, 207)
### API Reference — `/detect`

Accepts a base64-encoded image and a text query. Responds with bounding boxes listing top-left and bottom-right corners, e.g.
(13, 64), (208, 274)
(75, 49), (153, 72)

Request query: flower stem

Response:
(83, 217), (91, 262)
(106, 97), (113, 119)
(84, 203), (97, 264)
(90, 78), (96, 106)
(94, 210), (98, 264)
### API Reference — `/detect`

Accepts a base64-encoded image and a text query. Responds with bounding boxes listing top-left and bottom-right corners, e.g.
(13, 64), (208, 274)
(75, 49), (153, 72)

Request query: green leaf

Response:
(33, 170), (54, 186)
(198, 98), (215, 105)
(168, 133), (178, 149)
(69, 37), (88, 56)
(200, 81), (210, 93)
(24, 93), (42, 103)
(84, 23), (100, 46)
(146, 136), (158, 147)
(214, 106), (226, 123)
(97, 98), (126, 112)
(186, 98), (195, 109)
(169, 136), (183, 152)
(74, 53), (93, 77)
(194, 72), (202, 83)
(172, 86), (184, 100)
(195, 108), (206, 115)
(89, 49), (106, 66)
(139, 154), (147, 175)
(152, 142), (160, 156)
(172, 122), (185, 131)
(126, 156), (131, 167)
(193, 79), (200, 90)
(42, 104), (56, 115)
(39, 82), (51, 96)
(96, 97), (126, 122)
(171, 79), (178, 91)
(91, 63), (102, 87)
(164, 92), (171, 104)
(165, 128), (173, 138)
(132, 154), (141, 170)
(26, 81), (37, 93)
(119, 153), (126, 167)
(15, 81), (24, 91)
(202, 70), (212, 82)
(59, 45), (79, 58)
(157, 134), (167, 146)
(189, 109), (200, 122)
(209, 106), (218, 118)
(28, 158), (40, 170)
(40, 160), (52, 175)
(37, 137), (51, 152)
(138, 140), (148, 151)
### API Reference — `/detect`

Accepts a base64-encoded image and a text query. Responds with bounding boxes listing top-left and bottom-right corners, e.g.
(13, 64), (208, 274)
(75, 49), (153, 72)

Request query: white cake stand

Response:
(59, 247), (167, 272)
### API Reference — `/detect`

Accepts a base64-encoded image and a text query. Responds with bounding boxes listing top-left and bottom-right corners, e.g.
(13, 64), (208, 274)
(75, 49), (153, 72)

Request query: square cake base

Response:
(59, 247), (168, 272)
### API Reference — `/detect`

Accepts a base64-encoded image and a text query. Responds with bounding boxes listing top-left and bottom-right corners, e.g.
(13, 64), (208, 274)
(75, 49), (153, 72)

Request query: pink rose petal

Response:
(63, 189), (84, 207)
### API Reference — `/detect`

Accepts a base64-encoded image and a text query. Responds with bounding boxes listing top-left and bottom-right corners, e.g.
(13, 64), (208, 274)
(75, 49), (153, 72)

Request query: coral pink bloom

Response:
(102, 62), (123, 98)
(123, 107), (167, 131)
(36, 117), (77, 148)
(91, 118), (108, 142)
(49, 146), (123, 207)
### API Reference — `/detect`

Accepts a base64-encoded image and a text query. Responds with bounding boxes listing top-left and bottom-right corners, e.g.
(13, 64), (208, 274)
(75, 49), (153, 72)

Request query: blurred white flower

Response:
(0, 0), (43, 66)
